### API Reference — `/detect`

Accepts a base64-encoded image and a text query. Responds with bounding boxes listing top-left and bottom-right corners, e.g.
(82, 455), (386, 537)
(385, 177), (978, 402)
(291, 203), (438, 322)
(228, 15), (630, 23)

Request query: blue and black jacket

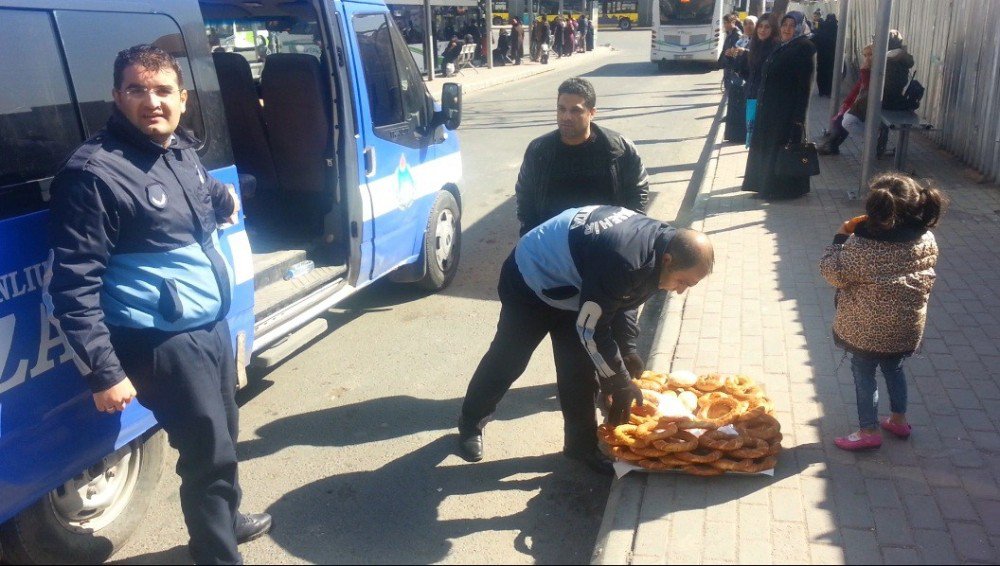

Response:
(515, 205), (675, 385)
(46, 109), (236, 393)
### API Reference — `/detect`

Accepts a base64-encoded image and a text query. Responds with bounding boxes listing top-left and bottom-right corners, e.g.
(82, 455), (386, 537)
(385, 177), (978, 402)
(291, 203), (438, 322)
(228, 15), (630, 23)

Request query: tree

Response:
(748, 0), (763, 16)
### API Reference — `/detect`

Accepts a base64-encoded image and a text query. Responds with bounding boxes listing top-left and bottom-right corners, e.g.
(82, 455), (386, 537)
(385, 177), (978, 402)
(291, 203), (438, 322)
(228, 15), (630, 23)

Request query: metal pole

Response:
(828, 0), (850, 122)
(855, 0), (892, 198)
(424, 0), (435, 81)
(486, 0), (494, 68)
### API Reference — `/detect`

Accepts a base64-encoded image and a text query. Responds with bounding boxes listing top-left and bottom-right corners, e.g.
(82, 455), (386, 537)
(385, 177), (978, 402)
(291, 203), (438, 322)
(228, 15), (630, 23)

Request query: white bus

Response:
(651, 0), (736, 69)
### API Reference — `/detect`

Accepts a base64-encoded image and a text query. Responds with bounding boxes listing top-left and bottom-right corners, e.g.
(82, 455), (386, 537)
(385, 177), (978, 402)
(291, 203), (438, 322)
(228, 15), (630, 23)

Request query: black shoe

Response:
(816, 142), (839, 155)
(458, 429), (483, 462)
(235, 512), (272, 544)
(564, 447), (615, 476)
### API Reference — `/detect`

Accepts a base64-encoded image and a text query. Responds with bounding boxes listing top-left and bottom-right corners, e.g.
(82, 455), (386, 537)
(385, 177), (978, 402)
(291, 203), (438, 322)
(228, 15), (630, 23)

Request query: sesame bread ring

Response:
(631, 445), (669, 459)
(637, 420), (680, 442)
(710, 456), (758, 473)
(766, 435), (783, 457)
(674, 447), (724, 464)
(674, 419), (719, 431)
(639, 370), (669, 385)
(636, 379), (665, 393)
(636, 458), (675, 471)
(698, 430), (745, 451)
(613, 424), (649, 448)
(682, 464), (726, 477)
(728, 437), (770, 459)
(641, 390), (661, 407)
(696, 395), (741, 425)
(650, 431), (699, 453)
(610, 446), (645, 462)
(697, 391), (730, 408)
(748, 455), (778, 473)
(694, 373), (726, 392)
(596, 424), (618, 446)
(736, 414), (781, 441)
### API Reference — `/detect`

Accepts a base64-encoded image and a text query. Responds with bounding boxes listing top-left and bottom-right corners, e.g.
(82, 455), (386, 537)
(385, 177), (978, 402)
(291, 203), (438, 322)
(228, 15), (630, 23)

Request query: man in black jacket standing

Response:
(46, 44), (270, 564)
(514, 77), (649, 237)
(457, 207), (714, 474)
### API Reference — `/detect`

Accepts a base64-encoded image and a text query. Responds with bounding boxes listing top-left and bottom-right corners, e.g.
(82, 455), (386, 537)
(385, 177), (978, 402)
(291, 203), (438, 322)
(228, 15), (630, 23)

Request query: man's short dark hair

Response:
(114, 44), (184, 90)
(557, 77), (597, 109)
(723, 13), (736, 24)
(666, 228), (714, 272)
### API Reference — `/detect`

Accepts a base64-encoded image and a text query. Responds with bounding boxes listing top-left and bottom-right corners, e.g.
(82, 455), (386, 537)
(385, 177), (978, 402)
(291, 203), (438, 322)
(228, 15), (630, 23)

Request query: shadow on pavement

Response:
(263, 435), (611, 564)
(110, 544), (191, 565)
(238, 384), (559, 459)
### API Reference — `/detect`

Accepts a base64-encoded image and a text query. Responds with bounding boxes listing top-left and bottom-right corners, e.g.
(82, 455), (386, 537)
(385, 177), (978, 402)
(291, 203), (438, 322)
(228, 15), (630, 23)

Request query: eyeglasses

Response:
(119, 85), (181, 99)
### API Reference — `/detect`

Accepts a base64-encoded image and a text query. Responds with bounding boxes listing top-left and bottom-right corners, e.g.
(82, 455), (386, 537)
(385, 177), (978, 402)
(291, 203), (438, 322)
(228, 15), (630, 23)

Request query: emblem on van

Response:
(147, 183), (168, 209)
(396, 155), (416, 210)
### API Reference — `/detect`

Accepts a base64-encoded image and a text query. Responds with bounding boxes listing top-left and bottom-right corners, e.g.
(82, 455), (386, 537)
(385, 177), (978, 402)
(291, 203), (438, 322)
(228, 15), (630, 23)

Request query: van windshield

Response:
(204, 14), (323, 80)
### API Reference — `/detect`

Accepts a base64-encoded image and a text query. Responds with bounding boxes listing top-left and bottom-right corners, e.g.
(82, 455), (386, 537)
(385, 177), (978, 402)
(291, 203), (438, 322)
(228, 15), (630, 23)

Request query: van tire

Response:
(418, 191), (461, 291)
(0, 430), (167, 564)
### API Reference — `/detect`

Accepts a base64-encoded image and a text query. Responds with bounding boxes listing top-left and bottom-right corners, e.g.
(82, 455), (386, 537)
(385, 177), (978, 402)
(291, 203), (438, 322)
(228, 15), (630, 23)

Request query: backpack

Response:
(903, 72), (925, 110)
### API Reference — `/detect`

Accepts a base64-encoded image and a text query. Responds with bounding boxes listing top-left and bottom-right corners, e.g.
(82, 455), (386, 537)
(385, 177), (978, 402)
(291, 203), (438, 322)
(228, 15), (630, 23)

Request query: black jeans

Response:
(460, 254), (600, 454)
(111, 321), (242, 565)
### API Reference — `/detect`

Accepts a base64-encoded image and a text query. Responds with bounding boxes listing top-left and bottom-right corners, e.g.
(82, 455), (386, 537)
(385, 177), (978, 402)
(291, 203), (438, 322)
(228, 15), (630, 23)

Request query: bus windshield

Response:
(659, 0), (716, 26)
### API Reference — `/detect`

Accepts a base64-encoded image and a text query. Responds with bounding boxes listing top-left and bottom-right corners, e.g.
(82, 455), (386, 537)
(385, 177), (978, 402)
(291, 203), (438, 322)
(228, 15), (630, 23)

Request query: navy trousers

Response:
(460, 254), (600, 454)
(111, 320), (242, 565)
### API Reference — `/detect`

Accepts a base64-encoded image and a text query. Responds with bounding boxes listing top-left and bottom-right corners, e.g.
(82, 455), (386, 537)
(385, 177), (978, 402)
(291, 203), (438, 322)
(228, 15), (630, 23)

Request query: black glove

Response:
(608, 377), (643, 426)
(622, 352), (645, 380)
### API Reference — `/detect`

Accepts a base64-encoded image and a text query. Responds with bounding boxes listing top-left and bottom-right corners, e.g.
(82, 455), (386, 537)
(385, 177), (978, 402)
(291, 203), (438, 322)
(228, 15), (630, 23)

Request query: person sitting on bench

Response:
(818, 31), (914, 156)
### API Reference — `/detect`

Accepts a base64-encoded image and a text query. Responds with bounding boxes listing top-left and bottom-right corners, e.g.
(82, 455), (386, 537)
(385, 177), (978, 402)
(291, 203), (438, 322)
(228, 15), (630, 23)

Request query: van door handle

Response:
(363, 146), (376, 178)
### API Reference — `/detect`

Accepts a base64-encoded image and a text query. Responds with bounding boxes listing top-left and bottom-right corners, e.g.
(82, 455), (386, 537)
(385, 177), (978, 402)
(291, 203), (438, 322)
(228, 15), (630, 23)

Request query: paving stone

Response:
(902, 494), (946, 530)
(933, 486), (978, 521)
(865, 478), (902, 509)
(872, 506), (914, 547)
(949, 521), (996, 562)
(769, 521), (810, 564)
(832, 489), (875, 529)
(880, 546), (922, 565)
(809, 543), (846, 564)
(841, 527), (884, 565)
(974, 499), (1000, 537)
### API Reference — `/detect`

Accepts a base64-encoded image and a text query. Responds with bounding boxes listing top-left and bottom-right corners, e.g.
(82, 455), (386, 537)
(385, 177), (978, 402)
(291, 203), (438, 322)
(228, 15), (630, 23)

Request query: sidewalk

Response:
(423, 45), (614, 97)
(592, 93), (1000, 564)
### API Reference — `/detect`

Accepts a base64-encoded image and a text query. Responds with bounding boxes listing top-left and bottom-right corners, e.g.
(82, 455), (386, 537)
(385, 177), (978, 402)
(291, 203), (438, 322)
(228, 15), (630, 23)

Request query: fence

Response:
(845, 0), (1000, 182)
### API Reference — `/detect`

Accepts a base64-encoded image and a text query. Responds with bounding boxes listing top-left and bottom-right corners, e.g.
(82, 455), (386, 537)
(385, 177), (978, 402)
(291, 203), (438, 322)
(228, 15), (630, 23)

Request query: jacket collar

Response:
(106, 107), (201, 154)
(855, 220), (926, 243)
(652, 223), (677, 283)
(591, 123), (626, 159)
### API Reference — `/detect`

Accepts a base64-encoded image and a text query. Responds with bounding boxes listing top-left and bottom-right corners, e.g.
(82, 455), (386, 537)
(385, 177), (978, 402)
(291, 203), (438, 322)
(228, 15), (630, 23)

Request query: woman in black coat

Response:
(737, 14), (777, 146)
(813, 14), (838, 96)
(720, 14), (745, 143)
(742, 11), (816, 200)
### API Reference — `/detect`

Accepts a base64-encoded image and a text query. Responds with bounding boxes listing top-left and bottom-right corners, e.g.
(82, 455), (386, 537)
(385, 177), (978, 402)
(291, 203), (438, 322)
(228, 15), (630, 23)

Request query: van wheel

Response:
(0, 430), (166, 564)
(419, 191), (461, 291)
(619, 18), (631, 30)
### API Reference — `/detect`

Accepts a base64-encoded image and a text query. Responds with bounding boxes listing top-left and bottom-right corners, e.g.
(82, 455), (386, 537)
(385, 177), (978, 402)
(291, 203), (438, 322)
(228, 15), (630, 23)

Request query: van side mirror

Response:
(440, 82), (462, 130)
(425, 82), (462, 134)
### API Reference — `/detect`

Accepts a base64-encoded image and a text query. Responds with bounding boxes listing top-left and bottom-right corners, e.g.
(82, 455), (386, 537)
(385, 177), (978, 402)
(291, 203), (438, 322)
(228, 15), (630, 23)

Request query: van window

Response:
(387, 20), (431, 127)
(0, 9), (83, 217)
(353, 14), (405, 127)
(54, 11), (206, 141)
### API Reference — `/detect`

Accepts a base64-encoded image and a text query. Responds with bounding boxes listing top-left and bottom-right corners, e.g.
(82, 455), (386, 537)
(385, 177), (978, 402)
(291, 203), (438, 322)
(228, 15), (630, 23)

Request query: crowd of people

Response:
(716, 9), (919, 201)
(439, 13), (595, 72)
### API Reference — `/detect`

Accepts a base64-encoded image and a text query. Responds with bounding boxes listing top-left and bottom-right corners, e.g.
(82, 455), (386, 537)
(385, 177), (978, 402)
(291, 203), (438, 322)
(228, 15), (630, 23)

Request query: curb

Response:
(589, 98), (725, 566)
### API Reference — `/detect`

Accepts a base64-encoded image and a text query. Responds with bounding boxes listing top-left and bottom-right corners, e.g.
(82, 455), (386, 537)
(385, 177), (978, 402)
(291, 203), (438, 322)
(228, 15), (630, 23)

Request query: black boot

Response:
(458, 427), (484, 462)
(818, 130), (848, 155)
(235, 512), (273, 544)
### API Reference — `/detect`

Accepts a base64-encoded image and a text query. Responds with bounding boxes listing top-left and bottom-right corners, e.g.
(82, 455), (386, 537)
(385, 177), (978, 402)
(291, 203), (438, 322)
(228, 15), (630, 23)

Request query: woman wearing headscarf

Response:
(510, 18), (525, 65)
(719, 14), (745, 143)
(736, 13), (778, 147)
(813, 14), (839, 96)
(742, 11), (816, 200)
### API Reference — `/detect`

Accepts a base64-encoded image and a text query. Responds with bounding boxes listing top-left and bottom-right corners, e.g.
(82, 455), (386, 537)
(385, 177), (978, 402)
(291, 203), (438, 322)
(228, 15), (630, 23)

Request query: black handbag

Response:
(775, 123), (820, 177)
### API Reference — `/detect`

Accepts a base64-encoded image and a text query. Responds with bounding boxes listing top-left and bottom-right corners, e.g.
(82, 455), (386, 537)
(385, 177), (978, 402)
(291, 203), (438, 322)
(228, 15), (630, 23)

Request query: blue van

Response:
(0, 0), (462, 561)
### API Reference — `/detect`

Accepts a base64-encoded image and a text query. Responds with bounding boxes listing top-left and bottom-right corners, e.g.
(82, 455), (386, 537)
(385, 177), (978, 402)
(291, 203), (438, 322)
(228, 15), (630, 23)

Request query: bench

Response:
(879, 110), (934, 171)
(453, 43), (478, 75)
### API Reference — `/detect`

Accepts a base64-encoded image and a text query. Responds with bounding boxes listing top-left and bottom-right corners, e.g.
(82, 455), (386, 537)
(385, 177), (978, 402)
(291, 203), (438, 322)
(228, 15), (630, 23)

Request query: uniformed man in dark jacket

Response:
(457, 206), (714, 474)
(46, 44), (270, 564)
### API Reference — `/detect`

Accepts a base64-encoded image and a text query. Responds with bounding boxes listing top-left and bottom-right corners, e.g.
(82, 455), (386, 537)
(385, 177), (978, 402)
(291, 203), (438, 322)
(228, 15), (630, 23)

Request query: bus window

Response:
(659, 0), (716, 25)
(0, 9), (83, 219)
(54, 11), (206, 142)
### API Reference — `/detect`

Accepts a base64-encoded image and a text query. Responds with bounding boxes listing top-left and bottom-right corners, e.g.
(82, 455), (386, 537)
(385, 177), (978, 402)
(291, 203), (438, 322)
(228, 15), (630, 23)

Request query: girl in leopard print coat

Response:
(819, 173), (946, 451)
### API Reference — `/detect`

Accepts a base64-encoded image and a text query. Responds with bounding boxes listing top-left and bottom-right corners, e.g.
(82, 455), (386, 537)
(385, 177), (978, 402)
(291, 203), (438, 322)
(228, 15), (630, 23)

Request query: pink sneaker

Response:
(834, 431), (882, 451)
(880, 417), (912, 439)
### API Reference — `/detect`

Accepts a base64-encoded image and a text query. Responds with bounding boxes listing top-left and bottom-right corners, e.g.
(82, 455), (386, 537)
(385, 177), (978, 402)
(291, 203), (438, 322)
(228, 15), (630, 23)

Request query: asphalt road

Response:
(113, 30), (723, 565)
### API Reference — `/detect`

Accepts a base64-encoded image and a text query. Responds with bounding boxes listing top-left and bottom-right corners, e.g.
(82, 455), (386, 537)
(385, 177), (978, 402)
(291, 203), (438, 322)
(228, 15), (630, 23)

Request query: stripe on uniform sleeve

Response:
(577, 300), (616, 379)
